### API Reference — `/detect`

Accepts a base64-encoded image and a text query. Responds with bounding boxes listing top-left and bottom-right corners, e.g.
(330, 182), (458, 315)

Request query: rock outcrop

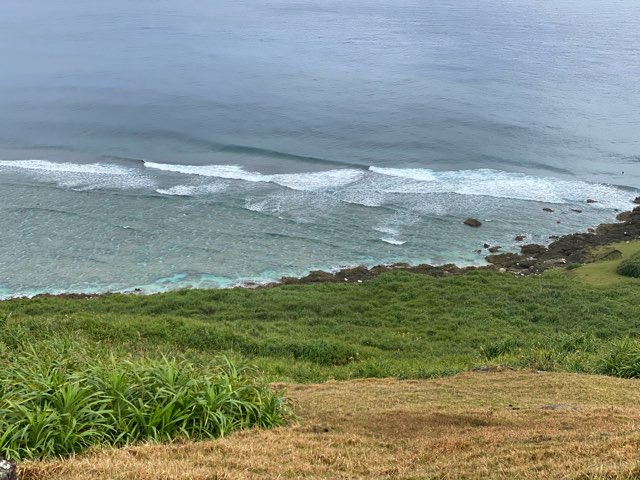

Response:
(0, 458), (17, 480)
(463, 218), (482, 227)
(521, 244), (548, 255)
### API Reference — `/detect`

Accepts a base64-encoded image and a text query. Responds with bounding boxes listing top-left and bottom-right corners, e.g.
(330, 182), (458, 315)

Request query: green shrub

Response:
(480, 337), (522, 359)
(0, 337), (291, 461)
(597, 338), (640, 378)
(616, 252), (640, 278)
(281, 339), (358, 365)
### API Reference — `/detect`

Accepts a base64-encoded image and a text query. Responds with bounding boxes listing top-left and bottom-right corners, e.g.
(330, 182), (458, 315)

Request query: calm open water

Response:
(0, 0), (639, 297)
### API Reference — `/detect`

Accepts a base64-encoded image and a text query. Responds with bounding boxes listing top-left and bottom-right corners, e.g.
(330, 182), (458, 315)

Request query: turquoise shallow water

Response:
(0, 0), (638, 297)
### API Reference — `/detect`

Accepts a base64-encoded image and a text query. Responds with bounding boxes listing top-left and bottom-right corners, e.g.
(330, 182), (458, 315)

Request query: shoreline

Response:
(11, 197), (640, 301)
(268, 197), (640, 285)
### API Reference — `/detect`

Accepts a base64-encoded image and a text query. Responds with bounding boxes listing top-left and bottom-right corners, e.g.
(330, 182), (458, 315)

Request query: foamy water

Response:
(0, 157), (636, 298)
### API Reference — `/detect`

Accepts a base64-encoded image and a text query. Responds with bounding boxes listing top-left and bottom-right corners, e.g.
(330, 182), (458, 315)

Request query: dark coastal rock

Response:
(339, 265), (378, 282)
(542, 207), (554, 212)
(516, 259), (537, 268)
(279, 261), (489, 286)
(32, 292), (107, 300)
(586, 199), (598, 204)
(0, 458), (17, 480)
(521, 244), (548, 255)
(527, 264), (545, 274)
(633, 196), (640, 204)
(486, 253), (526, 268)
(463, 218), (482, 227)
(410, 263), (466, 277)
(514, 235), (526, 242)
(543, 211), (640, 264)
(571, 209), (582, 213)
(612, 211), (630, 222)
(596, 223), (621, 236)
(488, 246), (501, 253)
(542, 258), (567, 268)
(483, 243), (491, 249)
(282, 270), (337, 284)
(619, 207), (640, 222)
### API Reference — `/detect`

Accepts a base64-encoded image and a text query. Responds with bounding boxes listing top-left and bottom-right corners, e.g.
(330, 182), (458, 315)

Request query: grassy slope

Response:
(6, 242), (640, 478)
(570, 240), (640, 286)
(2, 246), (640, 382)
(21, 371), (640, 480)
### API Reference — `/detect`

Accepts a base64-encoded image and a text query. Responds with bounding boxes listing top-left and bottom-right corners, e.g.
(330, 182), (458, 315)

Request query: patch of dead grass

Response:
(19, 371), (640, 479)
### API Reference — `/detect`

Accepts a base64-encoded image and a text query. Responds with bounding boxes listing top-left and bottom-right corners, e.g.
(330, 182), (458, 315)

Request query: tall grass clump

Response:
(0, 337), (291, 461)
(480, 333), (602, 373)
(616, 252), (640, 278)
(597, 338), (640, 378)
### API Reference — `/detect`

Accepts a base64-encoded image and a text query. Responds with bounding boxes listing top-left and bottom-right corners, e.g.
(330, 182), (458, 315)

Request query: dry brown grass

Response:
(19, 371), (640, 479)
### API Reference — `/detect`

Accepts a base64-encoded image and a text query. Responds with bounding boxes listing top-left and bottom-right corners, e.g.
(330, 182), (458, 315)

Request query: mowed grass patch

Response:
(20, 371), (640, 480)
(2, 268), (640, 382)
(568, 240), (640, 286)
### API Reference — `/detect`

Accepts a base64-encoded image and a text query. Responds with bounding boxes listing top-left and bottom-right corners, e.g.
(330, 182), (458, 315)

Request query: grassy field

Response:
(1, 242), (640, 383)
(3, 241), (640, 474)
(19, 371), (640, 479)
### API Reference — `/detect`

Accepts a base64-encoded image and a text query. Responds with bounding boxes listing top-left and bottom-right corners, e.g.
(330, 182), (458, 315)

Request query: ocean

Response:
(0, 0), (638, 297)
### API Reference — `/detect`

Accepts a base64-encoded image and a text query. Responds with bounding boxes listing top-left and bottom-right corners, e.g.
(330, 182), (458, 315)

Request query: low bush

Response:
(480, 337), (522, 359)
(0, 337), (291, 461)
(616, 252), (640, 278)
(597, 338), (640, 378)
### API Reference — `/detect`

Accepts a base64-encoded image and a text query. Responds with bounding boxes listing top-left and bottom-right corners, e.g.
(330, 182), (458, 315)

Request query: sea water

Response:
(0, 0), (638, 297)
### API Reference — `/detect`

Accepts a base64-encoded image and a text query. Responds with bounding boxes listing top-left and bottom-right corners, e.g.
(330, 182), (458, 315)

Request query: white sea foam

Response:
(381, 238), (406, 245)
(370, 166), (438, 182)
(270, 169), (364, 191)
(1, 159), (634, 210)
(374, 226), (399, 236)
(244, 198), (282, 214)
(156, 183), (229, 196)
(0, 159), (155, 190)
(0, 159), (131, 175)
(369, 166), (632, 208)
(144, 162), (364, 191)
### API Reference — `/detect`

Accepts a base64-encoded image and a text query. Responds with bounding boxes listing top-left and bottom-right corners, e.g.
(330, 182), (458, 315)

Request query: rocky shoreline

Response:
(276, 198), (640, 285)
(21, 197), (640, 300)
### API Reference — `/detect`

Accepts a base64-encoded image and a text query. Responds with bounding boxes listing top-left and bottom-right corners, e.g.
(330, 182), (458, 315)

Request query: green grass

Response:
(1, 267), (640, 384)
(569, 240), (640, 286)
(3, 259), (640, 461)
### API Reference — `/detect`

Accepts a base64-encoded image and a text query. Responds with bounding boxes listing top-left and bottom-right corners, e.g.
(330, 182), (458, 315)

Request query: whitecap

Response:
(369, 166), (633, 208)
(370, 166), (438, 182)
(0, 159), (155, 190)
(381, 237), (406, 245)
(374, 226), (399, 236)
(144, 161), (364, 192)
(0, 159), (132, 175)
(156, 183), (228, 196)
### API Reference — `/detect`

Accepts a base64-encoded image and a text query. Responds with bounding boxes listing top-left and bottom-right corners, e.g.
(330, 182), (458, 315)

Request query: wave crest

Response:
(144, 162), (364, 191)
